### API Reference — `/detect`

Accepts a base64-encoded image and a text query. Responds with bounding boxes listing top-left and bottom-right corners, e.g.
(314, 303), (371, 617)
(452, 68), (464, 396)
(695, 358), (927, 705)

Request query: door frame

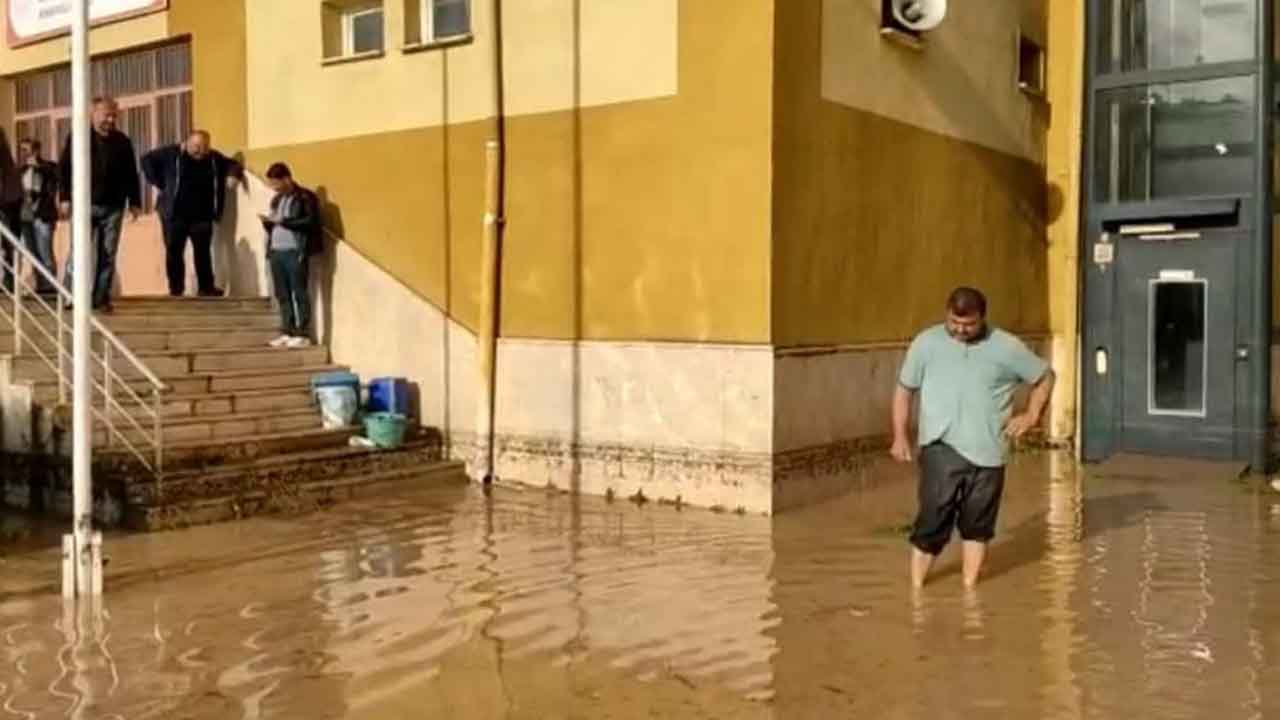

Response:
(1078, 0), (1274, 470)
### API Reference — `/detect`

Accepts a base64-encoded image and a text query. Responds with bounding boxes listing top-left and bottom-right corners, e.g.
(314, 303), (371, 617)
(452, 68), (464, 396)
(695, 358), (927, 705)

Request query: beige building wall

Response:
(770, 0), (1054, 504)
(242, 0), (778, 512)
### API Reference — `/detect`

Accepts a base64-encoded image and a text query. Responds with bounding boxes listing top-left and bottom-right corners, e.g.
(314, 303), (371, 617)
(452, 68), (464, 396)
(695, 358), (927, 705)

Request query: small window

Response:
(1018, 35), (1046, 96)
(323, 1), (385, 61)
(880, 0), (923, 47)
(406, 0), (471, 47)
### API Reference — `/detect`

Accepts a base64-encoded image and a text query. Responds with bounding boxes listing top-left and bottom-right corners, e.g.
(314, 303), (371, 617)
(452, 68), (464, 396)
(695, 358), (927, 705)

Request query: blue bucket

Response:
(368, 377), (410, 415)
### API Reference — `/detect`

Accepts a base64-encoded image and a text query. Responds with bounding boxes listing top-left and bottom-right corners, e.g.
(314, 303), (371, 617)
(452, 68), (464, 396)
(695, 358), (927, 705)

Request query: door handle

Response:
(1236, 345), (1250, 361)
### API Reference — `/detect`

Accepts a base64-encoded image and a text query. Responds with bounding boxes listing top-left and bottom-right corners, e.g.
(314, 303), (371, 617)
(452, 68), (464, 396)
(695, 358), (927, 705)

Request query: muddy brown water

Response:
(1, 452), (1278, 718)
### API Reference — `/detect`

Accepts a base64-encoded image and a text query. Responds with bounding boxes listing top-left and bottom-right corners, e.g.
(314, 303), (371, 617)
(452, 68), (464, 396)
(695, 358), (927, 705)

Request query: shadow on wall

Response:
(215, 154), (270, 299)
(313, 186), (343, 347)
(838, 0), (1049, 234)
(216, 173), (263, 298)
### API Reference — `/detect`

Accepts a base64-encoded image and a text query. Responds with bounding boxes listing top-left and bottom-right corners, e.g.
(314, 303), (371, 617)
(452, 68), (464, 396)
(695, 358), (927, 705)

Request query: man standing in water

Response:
(890, 287), (1055, 589)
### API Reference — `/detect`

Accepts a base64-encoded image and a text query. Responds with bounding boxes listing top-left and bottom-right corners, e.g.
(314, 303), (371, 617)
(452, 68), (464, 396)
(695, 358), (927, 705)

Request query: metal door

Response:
(1116, 231), (1239, 458)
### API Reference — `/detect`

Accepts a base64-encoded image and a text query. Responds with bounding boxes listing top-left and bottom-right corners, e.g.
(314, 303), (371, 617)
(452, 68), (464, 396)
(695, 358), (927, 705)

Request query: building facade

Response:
(8, 0), (1251, 514)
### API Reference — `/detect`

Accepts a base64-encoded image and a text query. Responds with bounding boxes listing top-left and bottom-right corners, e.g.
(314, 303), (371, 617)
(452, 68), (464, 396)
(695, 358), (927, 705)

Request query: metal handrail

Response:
(0, 221), (168, 476)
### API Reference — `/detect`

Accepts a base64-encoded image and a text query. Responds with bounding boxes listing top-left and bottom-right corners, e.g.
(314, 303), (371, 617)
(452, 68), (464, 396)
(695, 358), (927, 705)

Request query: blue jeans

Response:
(20, 219), (56, 294)
(269, 249), (311, 336)
(64, 206), (123, 308)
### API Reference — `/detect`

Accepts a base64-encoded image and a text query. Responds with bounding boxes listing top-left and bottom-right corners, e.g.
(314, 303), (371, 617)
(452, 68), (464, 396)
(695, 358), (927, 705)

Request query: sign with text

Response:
(6, 0), (167, 48)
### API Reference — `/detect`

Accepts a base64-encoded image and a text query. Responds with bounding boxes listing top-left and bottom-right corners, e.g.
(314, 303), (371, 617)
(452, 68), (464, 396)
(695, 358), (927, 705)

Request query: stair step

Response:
(0, 328), (283, 353)
(33, 365), (345, 406)
(127, 436), (445, 504)
(97, 407), (323, 447)
(109, 296), (274, 313)
(123, 458), (464, 532)
(2, 310), (280, 332)
(99, 426), (367, 472)
(110, 387), (316, 419)
(12, 347), (330, 382)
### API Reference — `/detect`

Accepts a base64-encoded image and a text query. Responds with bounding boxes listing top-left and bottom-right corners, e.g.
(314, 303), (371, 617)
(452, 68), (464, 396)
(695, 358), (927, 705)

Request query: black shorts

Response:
(909, 443), (1005, 555)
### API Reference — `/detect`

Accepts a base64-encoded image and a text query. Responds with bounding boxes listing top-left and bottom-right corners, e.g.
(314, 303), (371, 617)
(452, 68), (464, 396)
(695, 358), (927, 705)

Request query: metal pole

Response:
(1253, 0), (1273, 474)
(475, 141), (501, 483)
(67, 0), (97, 598)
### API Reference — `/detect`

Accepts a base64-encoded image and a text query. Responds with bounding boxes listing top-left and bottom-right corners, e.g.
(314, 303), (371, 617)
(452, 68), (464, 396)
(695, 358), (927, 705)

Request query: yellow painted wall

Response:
(246, 120), (490, 332)
(169, 0), (247, 153)
(772, 0), (1050, 347)
(1044, 0), (1085, 440)
(246, 0), (774, 344)
(820, 0), (1047, 163)
(245, 0), (496, 148)
(499, 0), (773, 342)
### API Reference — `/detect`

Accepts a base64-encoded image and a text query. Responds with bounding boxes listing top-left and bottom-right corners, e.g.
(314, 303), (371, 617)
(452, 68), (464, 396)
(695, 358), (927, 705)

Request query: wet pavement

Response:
(1, 452), (1279, 718)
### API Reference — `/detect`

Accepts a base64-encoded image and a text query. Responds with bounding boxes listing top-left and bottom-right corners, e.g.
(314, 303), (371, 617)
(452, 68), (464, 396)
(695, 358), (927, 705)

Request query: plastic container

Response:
(311, 370), (360, 398)
(317, 385), (359, 429)
(363, 412), (408, 449)
(367, 377), (410, 416)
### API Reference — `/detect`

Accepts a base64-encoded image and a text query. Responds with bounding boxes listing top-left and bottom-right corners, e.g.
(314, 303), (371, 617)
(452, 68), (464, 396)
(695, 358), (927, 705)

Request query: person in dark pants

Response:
(260, 162), (322, 349)
(890, 287), (1056, 590)
(59, 96), (141, 313)
(0, 130), (23, 293)
(17, 138), (60, 294)
(141, 130), (242, 297)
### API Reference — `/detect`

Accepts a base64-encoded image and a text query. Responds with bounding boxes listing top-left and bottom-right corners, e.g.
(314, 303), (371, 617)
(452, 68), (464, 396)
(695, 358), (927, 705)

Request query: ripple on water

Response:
(4, 455), (1280, 717)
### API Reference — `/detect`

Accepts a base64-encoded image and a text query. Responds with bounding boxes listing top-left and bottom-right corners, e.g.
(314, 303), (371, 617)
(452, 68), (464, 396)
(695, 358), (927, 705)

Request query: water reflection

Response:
(3, 454), (1280, 717)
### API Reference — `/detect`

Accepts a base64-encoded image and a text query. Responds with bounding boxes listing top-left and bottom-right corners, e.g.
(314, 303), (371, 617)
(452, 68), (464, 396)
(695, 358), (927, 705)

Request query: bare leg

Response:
(910, 546), (937, 589)
(961, 540), (987, 588)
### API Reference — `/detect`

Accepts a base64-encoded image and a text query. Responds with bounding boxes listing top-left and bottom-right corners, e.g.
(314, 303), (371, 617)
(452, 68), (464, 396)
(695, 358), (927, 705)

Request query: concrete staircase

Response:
(0, 296), (463, 531)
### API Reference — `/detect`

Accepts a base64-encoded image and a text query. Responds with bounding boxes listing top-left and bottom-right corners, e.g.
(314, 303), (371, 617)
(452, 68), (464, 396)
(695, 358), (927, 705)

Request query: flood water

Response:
(2, 452), (1279, 718)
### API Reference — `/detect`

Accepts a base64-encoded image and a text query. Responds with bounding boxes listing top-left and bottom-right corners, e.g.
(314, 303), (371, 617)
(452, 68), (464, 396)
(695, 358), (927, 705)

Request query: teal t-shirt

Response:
(898, 325), (1049, 468)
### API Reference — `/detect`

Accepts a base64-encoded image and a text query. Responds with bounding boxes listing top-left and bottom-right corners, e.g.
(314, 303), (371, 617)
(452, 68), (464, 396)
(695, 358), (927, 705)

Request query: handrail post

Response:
(12, 249), (21, 357)
(103, 343), (113, 448)
(153, 388), (163, 481)
(57, 291), (66, 404)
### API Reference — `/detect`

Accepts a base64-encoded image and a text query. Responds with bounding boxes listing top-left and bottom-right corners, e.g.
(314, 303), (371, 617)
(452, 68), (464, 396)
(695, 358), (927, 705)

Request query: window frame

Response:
(341, 5), (386, 58)
(416, 0), (472, 46)
(1017, 32), (1047, 97)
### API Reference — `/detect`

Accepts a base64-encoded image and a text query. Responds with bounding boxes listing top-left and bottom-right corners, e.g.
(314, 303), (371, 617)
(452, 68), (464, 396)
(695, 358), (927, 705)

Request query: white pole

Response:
(68, 0), (96, 598)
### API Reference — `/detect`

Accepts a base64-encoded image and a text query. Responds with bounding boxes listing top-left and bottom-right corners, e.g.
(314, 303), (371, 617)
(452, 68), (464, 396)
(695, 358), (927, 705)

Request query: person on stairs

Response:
(142, 130), (243, 298)
(260, 162), (322, 349)
(0, 130), (23, 294)
(59, 96), (141, 314)
(17, 138), (60, 295)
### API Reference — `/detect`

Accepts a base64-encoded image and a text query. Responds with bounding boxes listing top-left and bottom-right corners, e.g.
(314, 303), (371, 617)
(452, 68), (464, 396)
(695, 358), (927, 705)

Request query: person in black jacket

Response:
(59, 96), (141, 312)
(17, 138), (59, 294)
(0, 130), (22, 293)
(260, 162), (322, 349)
(141, 130), (242, 297)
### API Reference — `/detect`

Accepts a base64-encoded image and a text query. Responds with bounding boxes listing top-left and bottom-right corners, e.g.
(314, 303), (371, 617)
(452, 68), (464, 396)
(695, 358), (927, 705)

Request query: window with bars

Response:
(13, 42), (193, 212)
(406, 0), (471, 46)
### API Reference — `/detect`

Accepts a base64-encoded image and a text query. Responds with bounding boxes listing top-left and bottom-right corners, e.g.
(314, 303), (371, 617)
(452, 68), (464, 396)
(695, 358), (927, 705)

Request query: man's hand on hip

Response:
(1003, 412), (1039, 439)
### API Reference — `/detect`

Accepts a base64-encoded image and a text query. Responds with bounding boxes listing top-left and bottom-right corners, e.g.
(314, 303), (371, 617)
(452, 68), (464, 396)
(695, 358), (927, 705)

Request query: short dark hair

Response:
(92, 96), (117, 109)
(265, 162), (293, 180)
(946, 287), (987, 317)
